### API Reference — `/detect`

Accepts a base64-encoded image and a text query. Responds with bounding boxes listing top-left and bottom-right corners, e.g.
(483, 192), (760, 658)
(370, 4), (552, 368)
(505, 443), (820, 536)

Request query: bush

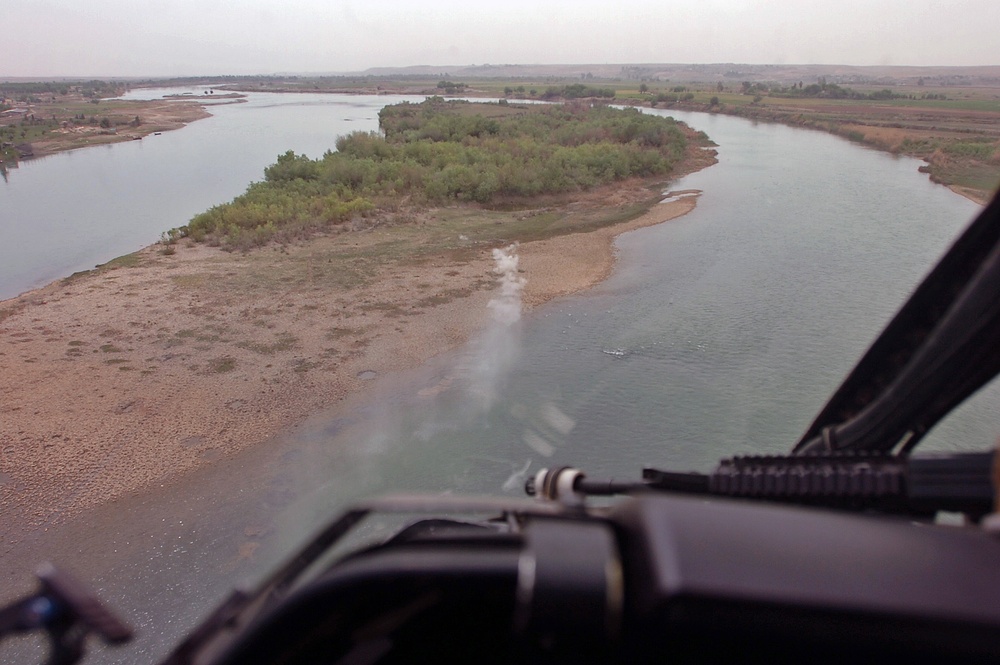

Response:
(187, 100), (691, 248)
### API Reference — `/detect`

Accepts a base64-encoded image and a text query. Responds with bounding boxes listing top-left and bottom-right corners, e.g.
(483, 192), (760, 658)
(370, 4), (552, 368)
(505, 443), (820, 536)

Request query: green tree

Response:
(184, 100), (695, 249)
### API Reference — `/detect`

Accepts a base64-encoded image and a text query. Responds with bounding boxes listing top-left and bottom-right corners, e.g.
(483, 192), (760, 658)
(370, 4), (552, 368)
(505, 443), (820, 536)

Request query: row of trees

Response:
(436, 81), (468, 93)
(745, 79), (945, 101)
(182, 99), (691, 249)
(0, 80), (124, 103)
(497, 84), (617, 100)
(539, 84), (616, 100)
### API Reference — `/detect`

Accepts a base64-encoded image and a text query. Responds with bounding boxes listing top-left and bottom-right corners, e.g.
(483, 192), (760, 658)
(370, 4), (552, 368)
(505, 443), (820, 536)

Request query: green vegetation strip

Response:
(178, 99), (693, 250)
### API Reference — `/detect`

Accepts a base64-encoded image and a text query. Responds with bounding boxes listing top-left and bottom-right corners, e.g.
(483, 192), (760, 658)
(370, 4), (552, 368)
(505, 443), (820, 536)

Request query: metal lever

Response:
(0, 563), (132, 665)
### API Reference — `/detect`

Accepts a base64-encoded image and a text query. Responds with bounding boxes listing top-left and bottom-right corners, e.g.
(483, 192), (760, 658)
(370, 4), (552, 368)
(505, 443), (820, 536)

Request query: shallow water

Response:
(290, 109), (986, 497)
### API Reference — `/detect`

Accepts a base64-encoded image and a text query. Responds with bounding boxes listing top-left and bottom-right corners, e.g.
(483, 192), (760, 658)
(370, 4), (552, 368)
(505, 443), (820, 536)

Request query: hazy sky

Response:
(6, 0), (999, 77)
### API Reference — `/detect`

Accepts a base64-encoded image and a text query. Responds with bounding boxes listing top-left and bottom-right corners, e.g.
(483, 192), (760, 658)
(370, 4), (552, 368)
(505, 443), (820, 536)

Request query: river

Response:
(0, 87), (418, 300)
(1, 92), (996, 663)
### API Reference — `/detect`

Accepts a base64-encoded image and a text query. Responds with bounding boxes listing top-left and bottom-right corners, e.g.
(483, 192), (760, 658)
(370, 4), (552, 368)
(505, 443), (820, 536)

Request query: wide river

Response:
(2, 90), (996, 663)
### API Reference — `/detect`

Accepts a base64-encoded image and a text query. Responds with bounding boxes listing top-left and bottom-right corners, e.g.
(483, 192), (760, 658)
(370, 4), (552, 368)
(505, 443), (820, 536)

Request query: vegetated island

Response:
(217, 67), (1000, 204)
(0, 100), (716, 540)
(0, 80), (229, 166)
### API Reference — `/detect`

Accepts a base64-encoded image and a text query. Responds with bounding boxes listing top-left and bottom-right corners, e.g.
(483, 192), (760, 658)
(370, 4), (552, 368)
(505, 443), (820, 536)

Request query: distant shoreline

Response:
(7, 77), (993, 202)
(1, 91), (226, 165)
(204, 81), (998, 204)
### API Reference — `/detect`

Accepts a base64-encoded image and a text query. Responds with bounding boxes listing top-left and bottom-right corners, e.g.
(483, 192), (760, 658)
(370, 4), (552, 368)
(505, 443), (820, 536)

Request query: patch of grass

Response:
(883, 98), (1000, 112)
(99, 343), (123, 353)
(236, 331), (298, 355)
(59, 270), (94, 286)
(67, 340), (85, 347)
(96, 252), (144, 271)
(358, 301), (410, 317)
(172, 274), (211, 288)
(416, 282), (493, 308)
(0, 302), (27, 324)
(292, 358), (321, 373)
(104, 358), (128, 365)
(325, 326), (363, 340)
(206, 356), (237, 373)
(927, 162), (1000, 195)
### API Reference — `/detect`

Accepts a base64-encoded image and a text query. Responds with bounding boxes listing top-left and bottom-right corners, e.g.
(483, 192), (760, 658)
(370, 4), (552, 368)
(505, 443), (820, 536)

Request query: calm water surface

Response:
(2, 96), (995, 663)
(320, 109), (988, 497)
(1, 88), (411, 300)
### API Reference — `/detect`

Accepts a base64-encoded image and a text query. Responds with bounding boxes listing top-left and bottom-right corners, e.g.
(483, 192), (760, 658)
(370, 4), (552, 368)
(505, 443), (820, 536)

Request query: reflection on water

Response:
(2, 99), (996, 663)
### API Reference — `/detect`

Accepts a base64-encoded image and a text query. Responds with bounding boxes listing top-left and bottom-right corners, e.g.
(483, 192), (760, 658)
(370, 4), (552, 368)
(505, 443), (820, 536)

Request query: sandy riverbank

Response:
(0, 188), (700, 533)
(10, 99), (215, 160)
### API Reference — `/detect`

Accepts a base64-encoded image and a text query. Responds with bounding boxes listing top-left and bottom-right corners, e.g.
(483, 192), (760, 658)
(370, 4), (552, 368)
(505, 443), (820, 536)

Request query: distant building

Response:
(1, 108), (30, 118)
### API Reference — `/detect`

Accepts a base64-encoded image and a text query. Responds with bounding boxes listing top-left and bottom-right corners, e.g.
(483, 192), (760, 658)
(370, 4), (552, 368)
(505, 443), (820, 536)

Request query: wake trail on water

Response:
(298, 243), (577, 496)
(411, 244), (527, 436)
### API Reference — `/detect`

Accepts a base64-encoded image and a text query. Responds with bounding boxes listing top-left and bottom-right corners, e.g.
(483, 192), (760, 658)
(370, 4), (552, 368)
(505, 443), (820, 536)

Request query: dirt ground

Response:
(5, 96), (216, 158)
(0, 189), (700, 536)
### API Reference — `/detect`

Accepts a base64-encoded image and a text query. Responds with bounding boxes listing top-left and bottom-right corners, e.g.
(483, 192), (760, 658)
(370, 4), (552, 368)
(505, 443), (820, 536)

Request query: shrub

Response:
(186, 100), (691, 248)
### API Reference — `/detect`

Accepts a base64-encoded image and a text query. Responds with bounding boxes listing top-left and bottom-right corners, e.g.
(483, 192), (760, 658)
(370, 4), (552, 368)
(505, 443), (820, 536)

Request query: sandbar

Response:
(0, 183), (702, 539)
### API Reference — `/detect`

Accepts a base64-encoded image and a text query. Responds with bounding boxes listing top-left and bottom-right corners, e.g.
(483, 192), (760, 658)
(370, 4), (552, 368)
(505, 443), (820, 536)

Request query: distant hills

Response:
(6, 63), (1000, 87)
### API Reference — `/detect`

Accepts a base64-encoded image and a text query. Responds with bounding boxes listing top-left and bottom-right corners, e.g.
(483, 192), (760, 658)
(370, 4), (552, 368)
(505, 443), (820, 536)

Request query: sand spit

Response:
(0, 194), (699, 533)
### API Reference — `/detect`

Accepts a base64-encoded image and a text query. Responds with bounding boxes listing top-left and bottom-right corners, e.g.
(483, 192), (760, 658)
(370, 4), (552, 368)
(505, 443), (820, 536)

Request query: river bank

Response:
(1, 92), (219, 165)
(0, 173), (706, 535)
(211, 78), (1000, 204)
(647, 97), (999, 205)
